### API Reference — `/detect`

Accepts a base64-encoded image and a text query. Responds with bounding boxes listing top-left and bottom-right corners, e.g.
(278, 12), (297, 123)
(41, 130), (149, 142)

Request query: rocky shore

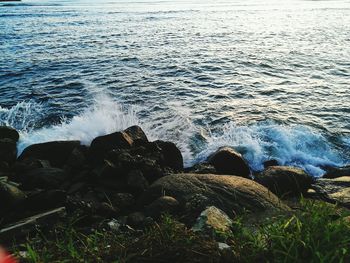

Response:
(0, 125), (349, 261)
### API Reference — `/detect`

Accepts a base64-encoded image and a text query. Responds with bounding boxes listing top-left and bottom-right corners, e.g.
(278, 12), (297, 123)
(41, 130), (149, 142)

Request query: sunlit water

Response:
(1, 0), (349, 176)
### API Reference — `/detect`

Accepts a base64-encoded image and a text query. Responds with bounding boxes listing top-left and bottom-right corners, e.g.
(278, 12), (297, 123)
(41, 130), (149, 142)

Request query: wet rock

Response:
(207, 147), (250, 178)
(263, 159), (279, 168)
(89, 131), (133, 163)
(0, 138), (17, 163)
(155, 140), (183, 171)
(323, 165), (350, 179)
(124, 125), (148, 145)
(65, 146), (88, 170)
(255, 166), (313, 198)
(312, 176), (350, 208)
(140, 173), (288, 220)
(145, 196), (179, 219)
(127, 170), (149, 194)
(19, 141), (81, 167)
(20, 167), (68, 190)
(0, 180), (26, 211)
(192, 206), (233, 235)
(0, 126), (19, 142)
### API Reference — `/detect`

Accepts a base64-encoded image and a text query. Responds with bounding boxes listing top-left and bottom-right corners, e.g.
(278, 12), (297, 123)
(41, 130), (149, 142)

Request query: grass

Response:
(10, 199), (350, 263)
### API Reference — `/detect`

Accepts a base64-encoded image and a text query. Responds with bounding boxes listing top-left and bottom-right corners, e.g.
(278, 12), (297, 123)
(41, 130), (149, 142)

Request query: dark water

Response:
(0, 0), (349, 176)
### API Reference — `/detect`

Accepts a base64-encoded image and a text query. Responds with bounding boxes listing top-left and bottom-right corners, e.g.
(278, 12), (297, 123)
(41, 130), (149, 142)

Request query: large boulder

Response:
(18, 141), (81, 167)
(255, 166), (313, 198)
(323, 165), (350, 179)
(207, 147), (250, 178)
(89, 131), (133, 163)
(145, 196), (179, 219)
(0, 138), (17, 163)
(154, 140), (183, 171)
(0, 126), (19, 142)
(311, 176), (350, 208)
(139, 173), (288, 220)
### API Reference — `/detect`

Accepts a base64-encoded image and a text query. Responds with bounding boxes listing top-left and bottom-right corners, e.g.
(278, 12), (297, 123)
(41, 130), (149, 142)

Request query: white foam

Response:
(194, 122), (346, 177)
(1, 94), (347, 177)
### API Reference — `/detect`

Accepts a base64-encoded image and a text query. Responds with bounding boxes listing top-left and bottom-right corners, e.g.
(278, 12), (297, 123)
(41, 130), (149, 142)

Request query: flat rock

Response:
(311, 176), (350, 208)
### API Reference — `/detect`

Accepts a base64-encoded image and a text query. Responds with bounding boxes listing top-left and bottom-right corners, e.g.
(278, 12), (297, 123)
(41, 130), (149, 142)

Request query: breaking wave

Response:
(0, 94), (348, 177)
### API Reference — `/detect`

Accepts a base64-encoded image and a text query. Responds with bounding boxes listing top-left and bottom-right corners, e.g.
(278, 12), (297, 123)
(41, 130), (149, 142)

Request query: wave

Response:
(0, 94), (348, 177)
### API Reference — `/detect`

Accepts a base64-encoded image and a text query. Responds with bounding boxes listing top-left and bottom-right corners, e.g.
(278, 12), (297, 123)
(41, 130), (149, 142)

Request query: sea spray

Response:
(0, 94), (347, 177)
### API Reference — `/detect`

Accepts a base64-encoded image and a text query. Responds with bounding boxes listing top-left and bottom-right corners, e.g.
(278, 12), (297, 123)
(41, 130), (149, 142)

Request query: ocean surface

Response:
(0, 0), (349, 176)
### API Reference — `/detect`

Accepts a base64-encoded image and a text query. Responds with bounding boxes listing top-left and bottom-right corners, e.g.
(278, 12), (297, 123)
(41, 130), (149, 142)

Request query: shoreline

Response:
(1, 124), (349, 261)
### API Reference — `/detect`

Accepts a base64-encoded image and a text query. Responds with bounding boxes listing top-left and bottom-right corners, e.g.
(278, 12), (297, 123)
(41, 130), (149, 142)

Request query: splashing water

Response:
(0, 94), (348, 177)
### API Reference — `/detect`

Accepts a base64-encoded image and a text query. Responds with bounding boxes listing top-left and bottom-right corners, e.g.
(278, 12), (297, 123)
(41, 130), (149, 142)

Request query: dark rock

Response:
(13, 158), (51, 175)
(65, 146), (88, 170)
(323, 165), (350, 179)
(185, 163), (217, 174)
(140, 173), (288, 221)
(0, 126), (19, 142)
(127, 170), (149, 194)
(127, 212), (146, 228)
(124, 125), (148, 145)
(20, 167), (68, 190)
(89, 131), (133, 163)
(207, 147), (250, 178)
(0, 138), (17, 163)
(0, 180), (26, 211)
(155, 140), (183, 171)
(19, 141), (81, 167)
(145, 196), (179, 219)
(96, 202), (119, 218)
(263, 159), (279, 168)
(255, 166), (313, 198)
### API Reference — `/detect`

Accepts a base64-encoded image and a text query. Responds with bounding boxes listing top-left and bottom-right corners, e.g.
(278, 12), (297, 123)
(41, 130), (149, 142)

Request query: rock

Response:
(155, 140), (184, 171)
(0, 207), (66, 241)
(127, 170), (149, 194)
(20, 167), (67, 190)
(97, 202), (119, 218)
(89, 131), (133, 163)
(185, 163), (217, 174)
(65, 146), (87, 170)
(263, 159), (279, 168)
(140, 173), (288, 220)
(323, 165), (350, 179)
(19, 141), (81, 167)
(13, 159), (51, 177)
(312, 176), (350, 208)
(0, 181), (26, 211)
(0, 126), (19, 142)
(207, 147), (250, 178)
(192, 206), (233, 235)
(0, 138), (17, 163)
(127, 212), (146, 228)
(145, 196), (179, 219)
(107, 219), (121, 232)
(255, 166), (313, 198)
(107, 192), (135, 210)
(124, 126), (148, 145)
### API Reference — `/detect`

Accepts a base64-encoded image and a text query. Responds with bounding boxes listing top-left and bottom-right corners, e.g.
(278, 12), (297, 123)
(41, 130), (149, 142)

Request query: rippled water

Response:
(0, 0), (349, 176)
